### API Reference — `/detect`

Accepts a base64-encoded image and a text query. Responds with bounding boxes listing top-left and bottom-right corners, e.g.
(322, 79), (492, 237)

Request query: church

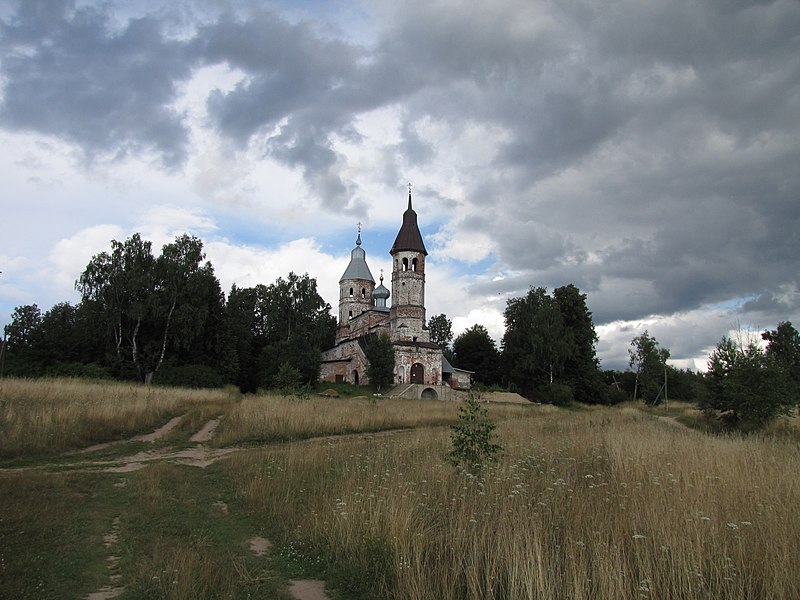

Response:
(319, 188), (471, 398)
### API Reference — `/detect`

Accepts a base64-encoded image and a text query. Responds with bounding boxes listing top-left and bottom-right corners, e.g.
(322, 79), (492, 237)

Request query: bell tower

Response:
(337, 224), (375, 340)
(390, 185), (429, 343)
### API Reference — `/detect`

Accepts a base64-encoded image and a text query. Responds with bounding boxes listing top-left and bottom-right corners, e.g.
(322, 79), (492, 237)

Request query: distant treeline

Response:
(2, 233), (799, 427)
(431, 286), (707, 406)
(1, 234), (335, 392)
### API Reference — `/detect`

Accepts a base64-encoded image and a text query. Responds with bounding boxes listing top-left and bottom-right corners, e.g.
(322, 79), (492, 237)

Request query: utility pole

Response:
(0, 332), (6, 381)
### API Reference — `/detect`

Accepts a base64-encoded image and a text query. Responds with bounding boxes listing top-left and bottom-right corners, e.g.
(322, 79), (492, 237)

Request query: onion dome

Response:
(374, 271), (390, 304)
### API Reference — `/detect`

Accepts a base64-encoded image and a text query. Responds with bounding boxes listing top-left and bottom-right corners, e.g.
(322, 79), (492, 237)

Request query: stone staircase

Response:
(382, 383), (467, 401)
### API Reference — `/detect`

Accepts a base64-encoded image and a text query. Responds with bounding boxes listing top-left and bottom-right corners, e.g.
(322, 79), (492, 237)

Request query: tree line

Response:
(428, 285), (610, 404)
(429, 289), (799, 430)
(1, 234), (335, 391)
(3, 233), (798, 430)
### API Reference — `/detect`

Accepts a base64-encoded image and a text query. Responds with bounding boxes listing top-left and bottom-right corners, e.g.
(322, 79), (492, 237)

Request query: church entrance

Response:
(352, 370), (359, 384)
(410, 363), (424, 384)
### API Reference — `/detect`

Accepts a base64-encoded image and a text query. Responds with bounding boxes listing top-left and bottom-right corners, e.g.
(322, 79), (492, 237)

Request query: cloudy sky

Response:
(1, 0), (798, 371)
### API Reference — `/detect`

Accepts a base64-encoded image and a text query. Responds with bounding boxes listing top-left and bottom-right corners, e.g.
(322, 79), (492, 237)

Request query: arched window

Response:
(361, 288), (366, 299)
(348, 310), (353, 319)
(411, 258), (418, 271)
(402, 258), (408, 271)
(349, 287), (354, 297)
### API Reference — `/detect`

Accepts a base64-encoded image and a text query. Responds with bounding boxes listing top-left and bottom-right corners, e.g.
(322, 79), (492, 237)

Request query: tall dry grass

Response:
(0, 377), (237, 457)
(227, 408), (800, 599)
(213, 394), (535, 446)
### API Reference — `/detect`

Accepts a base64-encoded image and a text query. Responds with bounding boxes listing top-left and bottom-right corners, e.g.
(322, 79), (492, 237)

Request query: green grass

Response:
(0, 471), (116, 599)
(115, 462), (290, 599)
(315, 381), (374, 398)
(0, 459), (296, 599)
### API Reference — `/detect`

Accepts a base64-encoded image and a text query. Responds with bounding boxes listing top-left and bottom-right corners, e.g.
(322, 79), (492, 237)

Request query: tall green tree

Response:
(77, 233), (223, 383)
(225, 284), (259, 392)
(453, 324), (500, 386)
(502, 285), (604, 402)
(502, 287), (573, 394)
(260, 335), (322, 389)
(364, 332), (395, 391)
(553, 285), (606, 403)
(703, 336), (794, 430)
(428, 313), (454, 352)
(2, 304), (43, 375)
(4, 304), (42, 349)
(77, 233), (155, 368)
(628, 331), (670, 404)
(32, 302), (105, 368)
(229, 273), (335, 392)
(763, 321), (800, 396)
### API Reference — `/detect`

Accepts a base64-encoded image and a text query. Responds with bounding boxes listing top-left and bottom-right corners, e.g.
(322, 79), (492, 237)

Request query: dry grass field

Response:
(213, 393), (532, 446)
(1, 377), (798, 599)
(0, 377), (237, 457)
(229, 409), (800, 599)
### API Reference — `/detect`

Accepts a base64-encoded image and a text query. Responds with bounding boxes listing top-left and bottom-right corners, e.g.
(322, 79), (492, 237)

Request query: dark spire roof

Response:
(390, 189), (428, 256)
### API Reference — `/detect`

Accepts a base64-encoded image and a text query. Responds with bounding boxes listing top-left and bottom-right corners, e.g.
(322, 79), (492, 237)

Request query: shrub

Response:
(273, 363), (303, 396)
(42, 362), (112, 380)
(532, 383), (574, 406)
(607, 386), (630, 405)
(449, 394), (502, 471)
(154, 363), (226, 388)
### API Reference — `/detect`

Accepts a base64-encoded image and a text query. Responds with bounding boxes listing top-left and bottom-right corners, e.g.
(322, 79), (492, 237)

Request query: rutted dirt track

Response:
(21, 413), (347, 600)
(6, 415), (418, 600)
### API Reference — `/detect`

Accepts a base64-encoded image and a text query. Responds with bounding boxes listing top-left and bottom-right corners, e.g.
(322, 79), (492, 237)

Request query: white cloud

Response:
(452, 308), (506, 344)
(134, 205), (217, 249)
(48, 224), (127, 292)
(594, 304), (768, 373)
(206, 237), (348, 307)
(429, 225), (495, 263)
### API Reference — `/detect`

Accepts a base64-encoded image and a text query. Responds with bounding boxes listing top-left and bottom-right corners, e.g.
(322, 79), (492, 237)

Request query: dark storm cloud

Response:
(2, 0), (799, 353)
(380, 0), (800, 335)
(0, 0), (194, 167)
(199, 9), (364, 143)
(196, 7), (414, 211)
